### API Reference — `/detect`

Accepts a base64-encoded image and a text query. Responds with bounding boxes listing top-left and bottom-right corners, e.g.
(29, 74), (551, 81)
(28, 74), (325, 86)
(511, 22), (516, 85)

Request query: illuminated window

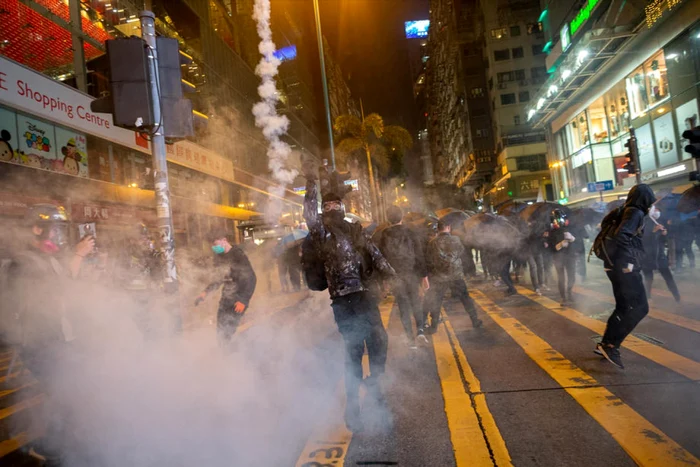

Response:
(604, 82), (630, 140)
(644, 52), (669, 107)
(491, 28), (508, 39)
(588, 96), (609, 143)
(626, 65), (648, 119)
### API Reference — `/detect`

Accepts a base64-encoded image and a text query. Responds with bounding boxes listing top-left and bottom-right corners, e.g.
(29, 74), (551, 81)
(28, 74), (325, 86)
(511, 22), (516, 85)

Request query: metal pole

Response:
(313, 0), (336, 169)
(360, 99), (379, 221)
(69, 0), (87, 92)
(140, 11), (179, 297)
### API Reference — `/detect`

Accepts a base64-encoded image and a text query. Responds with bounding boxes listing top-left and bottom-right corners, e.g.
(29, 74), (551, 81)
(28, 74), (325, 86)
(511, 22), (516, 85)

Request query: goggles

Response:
(322, 201), (344, 213)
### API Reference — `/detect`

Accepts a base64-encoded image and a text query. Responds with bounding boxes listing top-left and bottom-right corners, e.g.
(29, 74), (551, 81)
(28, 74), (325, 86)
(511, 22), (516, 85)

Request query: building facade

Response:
(480, 0), (553, 207)
(0, 0), (322, 249)
(529, 0), (700, 206)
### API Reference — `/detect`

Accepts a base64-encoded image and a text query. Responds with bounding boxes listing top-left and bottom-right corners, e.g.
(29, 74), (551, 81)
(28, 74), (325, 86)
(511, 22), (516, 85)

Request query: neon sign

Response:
(570, 0), (601, 37)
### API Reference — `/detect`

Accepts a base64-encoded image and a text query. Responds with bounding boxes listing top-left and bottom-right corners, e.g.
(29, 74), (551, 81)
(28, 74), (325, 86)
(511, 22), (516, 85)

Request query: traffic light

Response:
(90, 37), (193, 139)
(331, 171), (354, 198)
(682, 126), (700, 158)
(623, 129), (640, 182)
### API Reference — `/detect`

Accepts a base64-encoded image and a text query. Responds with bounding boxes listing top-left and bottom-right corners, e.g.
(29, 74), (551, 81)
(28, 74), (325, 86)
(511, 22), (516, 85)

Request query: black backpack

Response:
(301, 234), (327, 291)
(590, 207), (623, 264)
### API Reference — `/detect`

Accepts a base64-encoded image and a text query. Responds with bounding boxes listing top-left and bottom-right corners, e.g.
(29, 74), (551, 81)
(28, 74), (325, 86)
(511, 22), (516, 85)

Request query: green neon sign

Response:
(570, 0), (601, 37)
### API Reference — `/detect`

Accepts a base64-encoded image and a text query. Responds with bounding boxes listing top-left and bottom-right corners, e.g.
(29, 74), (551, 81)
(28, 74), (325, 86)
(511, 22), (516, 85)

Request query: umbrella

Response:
(439, 210), (470, 228)
(459, 213), (524, 252)
(677, 186), (700, 214)
(370, 222), (391, 244)
(403, 211), (428, 224)
(570, 207), (603, 227)
(435, 207), (460, 218)
(496, 200), (526, 217)
(280, 229), (308, 247)
(653, 193), (681, 216)
(605, 199), (625, 213)
(519, 202), (572, 234)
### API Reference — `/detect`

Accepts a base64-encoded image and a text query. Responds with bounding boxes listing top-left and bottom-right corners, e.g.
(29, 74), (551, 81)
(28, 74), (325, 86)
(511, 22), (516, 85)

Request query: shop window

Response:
(567, 111), (589, 152)
(626, 65), (648, 119)
(491, 28), (508, 39)
(665, 31), (698, 96)
(644, 52), (669, 107)
(494, 49), (510, 61)
(653, 110), (679, 167)
(512, 47), (524, 59)
(519, 91), (530, 102)
(510, 25), (521, 37)
(592, 143), (614, 183)
(604, 82), (630, 140)
(570, 148), (595, 192)
(500, 93), (516, 105)
(634, 122), (656, 173)
(588, 96), (609, 143)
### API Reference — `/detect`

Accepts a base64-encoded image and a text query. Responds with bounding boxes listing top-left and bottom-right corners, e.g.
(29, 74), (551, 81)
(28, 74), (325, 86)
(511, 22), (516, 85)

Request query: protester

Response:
(302, 167), (395, 432)
(596, 184), (656, 369)
(283, 244), (302, 292)
(641, 205), (681, 302)
(544, 209), (577, 306)
(11, 204), (95, 465)
(378, 205), (429, 348)
(194, 229), (257, 345)
(425, 221), (483, 333)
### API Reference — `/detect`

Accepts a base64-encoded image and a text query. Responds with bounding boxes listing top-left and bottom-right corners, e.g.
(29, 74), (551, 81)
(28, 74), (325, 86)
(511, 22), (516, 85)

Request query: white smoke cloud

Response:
(252, 0), (298, 189)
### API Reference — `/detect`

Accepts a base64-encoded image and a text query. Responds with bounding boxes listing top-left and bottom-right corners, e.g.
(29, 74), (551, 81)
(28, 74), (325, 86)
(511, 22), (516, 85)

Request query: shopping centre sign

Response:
(569, 0), (602, 37)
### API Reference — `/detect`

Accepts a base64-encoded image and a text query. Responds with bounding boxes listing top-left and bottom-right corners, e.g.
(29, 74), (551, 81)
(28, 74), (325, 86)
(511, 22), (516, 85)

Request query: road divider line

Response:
(516, 286), (700, 380)
(0, 430), (42, 458)
(0, 381), (38, 400)
(441, 314), (512, 467)
(0, 394), (45, 421)
(574, 286), (700, 335)
(294, 298), (393, 467)
(471, 290), (700, 466)
(431, 313), (508, 467)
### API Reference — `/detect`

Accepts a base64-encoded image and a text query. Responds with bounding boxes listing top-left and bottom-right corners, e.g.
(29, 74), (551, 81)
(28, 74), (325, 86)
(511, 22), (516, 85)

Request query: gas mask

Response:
(38, 223), (69, 254)
(322, 200), (346, 226)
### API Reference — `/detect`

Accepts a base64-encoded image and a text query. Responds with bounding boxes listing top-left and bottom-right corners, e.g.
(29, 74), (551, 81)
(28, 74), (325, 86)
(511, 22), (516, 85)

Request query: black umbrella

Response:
(519, 202), (572, 234)
(606, 199), (625, 213)
(570, 207), (604, 227)
(654, 193), (681, 216)
(677, 186), (700, 214)
(497, 200), (527, 217)
(459, 213), (523, 252)
(439, 210), (470, 228)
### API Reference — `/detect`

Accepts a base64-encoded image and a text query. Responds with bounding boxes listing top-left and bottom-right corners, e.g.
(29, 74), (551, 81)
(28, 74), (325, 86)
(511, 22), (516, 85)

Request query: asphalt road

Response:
(2, 259), (700, 466)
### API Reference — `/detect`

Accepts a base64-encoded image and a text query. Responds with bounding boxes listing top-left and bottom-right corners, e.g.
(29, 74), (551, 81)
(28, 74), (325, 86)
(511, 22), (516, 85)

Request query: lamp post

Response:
(312, 0), (336, 170)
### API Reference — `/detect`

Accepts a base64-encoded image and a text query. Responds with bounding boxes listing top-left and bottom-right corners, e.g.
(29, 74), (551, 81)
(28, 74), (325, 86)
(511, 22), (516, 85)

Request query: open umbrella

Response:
(605, 199), (625, 213)
(570, 207), (603, 227)
(459, 213), (523, 252)
(519, 202), (572, 234)
(439, 210), (470, 228)
(496, 200), (526, 217)
(654, 193), (681, 216)
(677, 186), (700, 214)
(435, 207), (460, 218)
(280, 229), (309, 247)
(370, 222), (391, 244)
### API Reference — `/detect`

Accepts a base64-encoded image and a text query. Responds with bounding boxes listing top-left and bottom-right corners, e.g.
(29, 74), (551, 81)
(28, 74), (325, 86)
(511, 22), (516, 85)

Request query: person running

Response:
(301, 167), (395, 432)
(378, 205), (430, 348)
(596, 184), (656, 369)
(544, 209), (577, 306)
(195, 230), (257, 345)
(425, 221), (483, 333)
(642, 204), (680, 302)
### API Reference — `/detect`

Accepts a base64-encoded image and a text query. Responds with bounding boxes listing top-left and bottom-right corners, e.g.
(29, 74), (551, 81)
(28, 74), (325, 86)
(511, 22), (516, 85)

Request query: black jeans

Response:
(500, 261), (516, 293)
(288, 263), (302, 291)
(217, 301), (245, 344)
(331, 292), (388, 404)
(603, 269), (649, 348)
(392, 275), (424, 339)
(553, 253), (576, 301)
(643, 267), (680, 302)
(425, 278), (479, 327)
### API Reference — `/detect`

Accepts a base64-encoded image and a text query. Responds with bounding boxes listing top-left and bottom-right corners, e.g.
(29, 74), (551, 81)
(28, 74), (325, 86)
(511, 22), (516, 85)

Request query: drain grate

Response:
(631, 333), (665, 346)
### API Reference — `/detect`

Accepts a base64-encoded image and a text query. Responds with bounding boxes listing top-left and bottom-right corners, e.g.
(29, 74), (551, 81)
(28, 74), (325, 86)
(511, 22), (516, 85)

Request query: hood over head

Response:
(624, 184), (656, 213)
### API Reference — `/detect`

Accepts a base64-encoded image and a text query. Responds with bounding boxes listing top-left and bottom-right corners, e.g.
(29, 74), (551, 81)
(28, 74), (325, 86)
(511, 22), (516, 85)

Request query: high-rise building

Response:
(529, 0), (700, 207)
(480, 0), (553, 206)
(0, 0), (320, 247)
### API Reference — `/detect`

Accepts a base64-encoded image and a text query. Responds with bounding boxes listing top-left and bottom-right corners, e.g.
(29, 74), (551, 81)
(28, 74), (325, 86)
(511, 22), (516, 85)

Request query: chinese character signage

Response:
(168, 140), (234, 183)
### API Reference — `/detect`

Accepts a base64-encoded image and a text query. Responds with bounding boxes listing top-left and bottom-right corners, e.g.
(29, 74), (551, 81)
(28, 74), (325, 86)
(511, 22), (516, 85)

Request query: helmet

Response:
(550, 209), (569, 229)
(26, 204), (69, 253)
(321, 192), (346, 218)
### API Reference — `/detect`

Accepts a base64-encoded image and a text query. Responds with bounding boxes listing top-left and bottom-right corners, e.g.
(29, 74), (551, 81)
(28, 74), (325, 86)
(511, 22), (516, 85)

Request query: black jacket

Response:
(426, 232), (465, 282)
(378, 224), (427, 278)
(610, 184), (656, 270)
(204, 246), (257, 307)
(641, 217), (669, 271)
(303, 179), (395, 299)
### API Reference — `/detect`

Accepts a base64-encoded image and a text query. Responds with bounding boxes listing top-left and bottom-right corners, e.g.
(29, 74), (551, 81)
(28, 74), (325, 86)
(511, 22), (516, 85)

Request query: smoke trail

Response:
(252, 0), (298, 189)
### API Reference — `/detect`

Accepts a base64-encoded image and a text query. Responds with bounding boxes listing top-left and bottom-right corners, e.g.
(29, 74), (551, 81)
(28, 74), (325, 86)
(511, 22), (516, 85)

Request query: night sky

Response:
(319, 0), (429, 136)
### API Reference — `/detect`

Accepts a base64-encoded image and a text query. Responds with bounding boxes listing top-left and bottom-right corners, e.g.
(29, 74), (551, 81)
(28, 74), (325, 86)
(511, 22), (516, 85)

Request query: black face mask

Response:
(322, 210), (345, 227)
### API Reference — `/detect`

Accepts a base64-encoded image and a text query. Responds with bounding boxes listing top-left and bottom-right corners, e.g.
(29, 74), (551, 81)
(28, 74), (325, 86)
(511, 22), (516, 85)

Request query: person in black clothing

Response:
(378, 206), (430, 348)
(195, 230), (257, 345)
(284, 244), (302, 292)
(302, 169), (395, 432)
(596, 184), (656, 369)
(425, 221), (483, 333)
(544, 209), (577, 306)
(641, 205), (680, 302)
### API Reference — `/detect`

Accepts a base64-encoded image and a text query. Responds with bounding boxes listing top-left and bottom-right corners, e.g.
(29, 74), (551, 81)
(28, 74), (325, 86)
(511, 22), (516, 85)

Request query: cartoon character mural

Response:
(61, 138), (81, 176)
(0, 129), (14, 162)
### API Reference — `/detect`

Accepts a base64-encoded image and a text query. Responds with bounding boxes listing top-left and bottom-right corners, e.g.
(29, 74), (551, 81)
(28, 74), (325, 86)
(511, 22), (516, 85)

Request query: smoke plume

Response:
(252, 0), (298, 190)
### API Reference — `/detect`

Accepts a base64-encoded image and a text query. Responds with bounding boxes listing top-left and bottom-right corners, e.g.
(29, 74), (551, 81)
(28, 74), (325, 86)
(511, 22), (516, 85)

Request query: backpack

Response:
(590, 207), (623, 264)
(301, 234), (327, 291)
(379, 226), (416, 275)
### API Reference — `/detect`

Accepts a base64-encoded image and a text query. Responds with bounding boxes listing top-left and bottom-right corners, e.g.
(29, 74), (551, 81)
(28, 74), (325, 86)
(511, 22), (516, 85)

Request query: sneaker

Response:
(596, 343), (624, 369)
(593, 347), (604, 356)
(535, 288), (543, 296)
(409, 341), (418, 350)
(344, 401), (364, 433)
(472, 318), (483, 329)
(424, 324), (438, 335)
(416, 333), (429, 345)
(494, 279), (503, 287)
(504, 289), (518, 297)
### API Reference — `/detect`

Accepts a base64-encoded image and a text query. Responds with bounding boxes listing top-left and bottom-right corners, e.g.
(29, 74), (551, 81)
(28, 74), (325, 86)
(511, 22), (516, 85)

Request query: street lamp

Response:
(312, 0), (336, 170)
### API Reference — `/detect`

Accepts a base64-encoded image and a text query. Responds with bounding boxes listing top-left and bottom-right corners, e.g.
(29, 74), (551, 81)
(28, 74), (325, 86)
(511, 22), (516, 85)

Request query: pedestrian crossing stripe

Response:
(515, 286), (700, 381)
(0, 431), (41, 458)
(433, 314), (512, 467)
(470, 289), (700, 466)
(574, 285), (700, 335)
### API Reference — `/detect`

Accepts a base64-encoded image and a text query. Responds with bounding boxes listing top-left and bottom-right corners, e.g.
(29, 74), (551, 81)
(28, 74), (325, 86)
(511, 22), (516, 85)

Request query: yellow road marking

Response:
(472, 289), (700, 466)
(0, 394), (45, 421)
(652, 287), (700, 306)
(435, 313), (512, 467)
(0, 430), (42, 458)
(0, 381), (38, 400)
(515, 286), (700, 380)
(294, 298), (393, 467)
(574, 286), (700, 335)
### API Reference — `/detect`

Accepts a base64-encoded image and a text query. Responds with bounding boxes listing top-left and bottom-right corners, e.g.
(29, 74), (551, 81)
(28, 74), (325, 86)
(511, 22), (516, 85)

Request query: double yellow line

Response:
(470, 289), (700, 466)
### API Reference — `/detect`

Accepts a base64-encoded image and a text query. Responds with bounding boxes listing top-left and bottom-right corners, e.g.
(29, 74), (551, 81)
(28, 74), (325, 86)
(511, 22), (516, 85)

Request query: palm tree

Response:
(333, 113), (413, 219)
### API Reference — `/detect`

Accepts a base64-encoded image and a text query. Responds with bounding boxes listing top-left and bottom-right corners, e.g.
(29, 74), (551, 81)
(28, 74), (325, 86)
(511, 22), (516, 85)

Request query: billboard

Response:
(405, 20), (429, 39)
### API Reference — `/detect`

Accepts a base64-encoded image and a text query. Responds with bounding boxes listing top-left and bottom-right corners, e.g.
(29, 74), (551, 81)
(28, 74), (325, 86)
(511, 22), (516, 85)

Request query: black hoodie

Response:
(611, 184), (656, 270)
